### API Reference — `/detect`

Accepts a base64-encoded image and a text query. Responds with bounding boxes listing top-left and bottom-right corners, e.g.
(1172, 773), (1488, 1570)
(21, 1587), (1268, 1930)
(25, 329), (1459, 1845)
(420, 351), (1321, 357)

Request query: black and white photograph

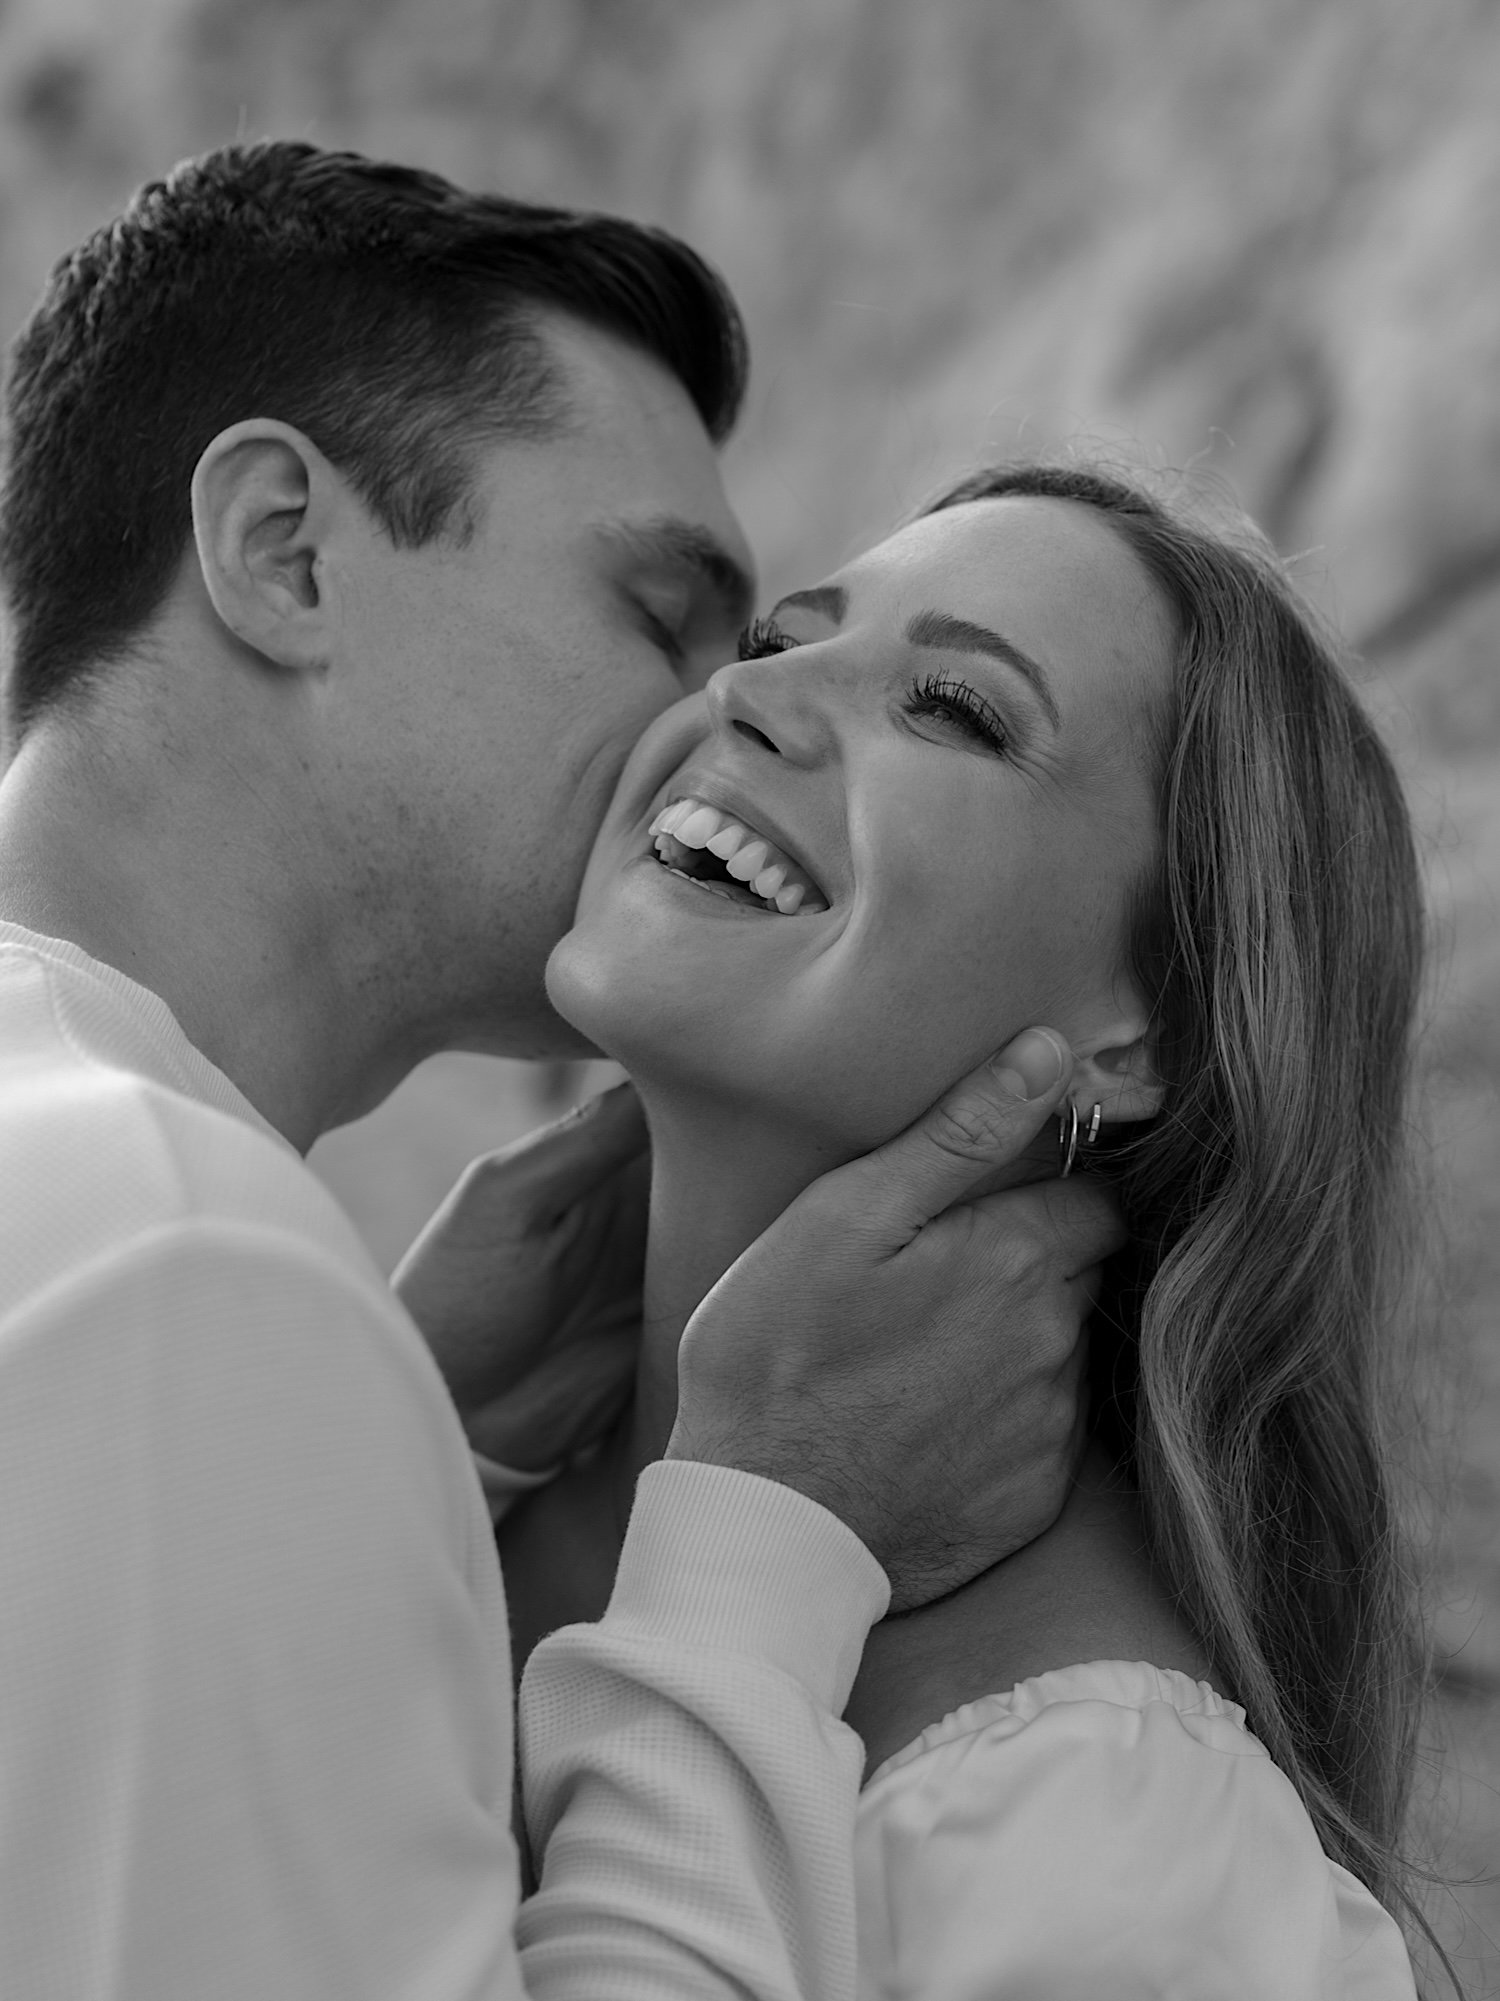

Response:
(0, 4), (1496, 1996)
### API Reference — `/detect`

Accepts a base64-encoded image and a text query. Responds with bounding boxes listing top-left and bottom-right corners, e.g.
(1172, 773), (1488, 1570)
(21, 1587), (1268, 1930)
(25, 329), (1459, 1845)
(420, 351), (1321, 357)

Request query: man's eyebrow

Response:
(600, 517), (755, 626)
(772, 584), (849, 623)
(905, 608), (1062, 733)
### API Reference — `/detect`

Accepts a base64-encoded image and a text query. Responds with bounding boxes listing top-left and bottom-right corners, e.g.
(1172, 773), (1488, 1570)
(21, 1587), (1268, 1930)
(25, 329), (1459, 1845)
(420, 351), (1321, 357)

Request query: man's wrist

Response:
(608, 1459), (890, 1714)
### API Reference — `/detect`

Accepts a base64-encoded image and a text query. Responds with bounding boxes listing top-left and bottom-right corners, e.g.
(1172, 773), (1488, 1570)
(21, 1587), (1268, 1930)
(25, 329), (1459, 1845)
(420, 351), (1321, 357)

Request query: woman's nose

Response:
(703, 651), (838, 766)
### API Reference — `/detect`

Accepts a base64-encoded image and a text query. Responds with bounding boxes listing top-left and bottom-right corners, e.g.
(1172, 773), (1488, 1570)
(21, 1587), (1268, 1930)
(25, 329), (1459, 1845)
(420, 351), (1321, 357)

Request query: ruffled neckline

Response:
(866, 1658), (1254, 1787)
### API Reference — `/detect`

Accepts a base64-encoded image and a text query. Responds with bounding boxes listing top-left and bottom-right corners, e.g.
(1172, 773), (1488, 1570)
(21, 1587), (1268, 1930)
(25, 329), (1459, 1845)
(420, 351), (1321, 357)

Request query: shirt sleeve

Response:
(1, 1220), (892, 2001)
(518, 1460), (891, 2001)
(0, 1222), (528, 2001)
(853, 1685), (1420, 2001)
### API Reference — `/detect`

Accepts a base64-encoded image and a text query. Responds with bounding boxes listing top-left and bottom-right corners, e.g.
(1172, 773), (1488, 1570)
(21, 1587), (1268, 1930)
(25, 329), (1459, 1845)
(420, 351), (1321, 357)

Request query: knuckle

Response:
(998, 1217), (1048, 1284)
(794, 1179), (856, 1231)
(926, 1094), (1009, 1161)
(467, 1149), (518, 1191)
(458, 1149), (530, 1213)
(1040, 1375), (1079, 1441)
(784, 1181), (883, 1260)
(1037, 1296), (1086, 1368)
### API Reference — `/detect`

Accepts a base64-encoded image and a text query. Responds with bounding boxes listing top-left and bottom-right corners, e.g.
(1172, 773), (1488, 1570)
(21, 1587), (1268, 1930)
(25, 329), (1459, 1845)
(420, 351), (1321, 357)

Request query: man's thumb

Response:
(823, 1029), (1073, 1243)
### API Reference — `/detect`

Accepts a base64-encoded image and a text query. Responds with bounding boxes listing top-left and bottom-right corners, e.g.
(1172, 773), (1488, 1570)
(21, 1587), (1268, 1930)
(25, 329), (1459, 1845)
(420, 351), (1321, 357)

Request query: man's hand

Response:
(667, 1030), (1124, 1612)
(393, 1085), (649, 1471)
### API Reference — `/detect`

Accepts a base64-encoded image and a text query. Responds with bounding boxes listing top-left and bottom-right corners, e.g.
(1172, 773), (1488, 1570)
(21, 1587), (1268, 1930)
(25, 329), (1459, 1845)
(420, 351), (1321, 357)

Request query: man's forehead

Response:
(527, 314), (753, 588)
(593, 513), (756, 624)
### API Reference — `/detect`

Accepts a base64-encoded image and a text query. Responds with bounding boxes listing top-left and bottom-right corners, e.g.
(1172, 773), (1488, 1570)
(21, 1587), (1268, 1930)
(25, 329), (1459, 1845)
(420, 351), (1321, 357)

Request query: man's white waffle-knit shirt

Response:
(0, 922), (889, 2001)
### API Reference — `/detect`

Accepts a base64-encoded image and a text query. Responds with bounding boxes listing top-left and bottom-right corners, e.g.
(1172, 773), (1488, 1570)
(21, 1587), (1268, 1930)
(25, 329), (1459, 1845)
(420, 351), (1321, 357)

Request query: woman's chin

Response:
(544, 918), (800, 1121)
(543, 926), (630, 1068)
(544, 921), (933, 1159)
(543, 922), (730, 1078)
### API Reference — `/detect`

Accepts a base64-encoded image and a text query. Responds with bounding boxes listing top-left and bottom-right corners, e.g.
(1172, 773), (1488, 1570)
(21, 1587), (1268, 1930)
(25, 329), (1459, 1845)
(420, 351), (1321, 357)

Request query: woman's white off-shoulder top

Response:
(854, 1661), (1418, 2000)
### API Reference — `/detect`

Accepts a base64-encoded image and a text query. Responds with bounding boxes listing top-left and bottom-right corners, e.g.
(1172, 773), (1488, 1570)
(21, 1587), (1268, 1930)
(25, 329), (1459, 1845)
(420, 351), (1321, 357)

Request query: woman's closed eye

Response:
(738, 613), (1011, 756)
(737, 614), (798, 661)
(905, 673), (1010, 756)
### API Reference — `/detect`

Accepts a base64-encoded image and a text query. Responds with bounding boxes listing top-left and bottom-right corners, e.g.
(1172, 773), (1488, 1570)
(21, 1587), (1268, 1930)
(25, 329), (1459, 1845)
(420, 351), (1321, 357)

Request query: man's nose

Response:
(702, 652), (838, 766)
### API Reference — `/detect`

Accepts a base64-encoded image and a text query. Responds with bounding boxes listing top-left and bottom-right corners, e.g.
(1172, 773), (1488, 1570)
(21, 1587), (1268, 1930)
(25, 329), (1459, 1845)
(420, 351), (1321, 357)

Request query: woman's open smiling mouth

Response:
(648, 797), (830, 915)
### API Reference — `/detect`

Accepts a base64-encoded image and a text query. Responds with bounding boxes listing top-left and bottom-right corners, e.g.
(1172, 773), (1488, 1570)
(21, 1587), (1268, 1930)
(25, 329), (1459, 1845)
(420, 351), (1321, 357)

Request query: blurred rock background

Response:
(0, 0), (1495, 1983)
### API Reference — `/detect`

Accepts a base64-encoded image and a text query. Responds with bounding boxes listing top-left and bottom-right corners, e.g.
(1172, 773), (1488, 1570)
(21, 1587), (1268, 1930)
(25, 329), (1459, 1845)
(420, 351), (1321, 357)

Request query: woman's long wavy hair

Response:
(926, 463), (1439, 1961)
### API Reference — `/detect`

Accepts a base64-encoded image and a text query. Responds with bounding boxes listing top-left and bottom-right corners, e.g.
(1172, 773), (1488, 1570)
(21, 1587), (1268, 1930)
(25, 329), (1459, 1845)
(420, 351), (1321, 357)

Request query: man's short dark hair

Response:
(0, 141), (748, 733)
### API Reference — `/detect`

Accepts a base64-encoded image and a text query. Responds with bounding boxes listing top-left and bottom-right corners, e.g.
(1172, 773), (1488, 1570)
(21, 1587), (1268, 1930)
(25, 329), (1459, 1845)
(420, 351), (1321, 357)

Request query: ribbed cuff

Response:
(606, 1461), (891, 1715)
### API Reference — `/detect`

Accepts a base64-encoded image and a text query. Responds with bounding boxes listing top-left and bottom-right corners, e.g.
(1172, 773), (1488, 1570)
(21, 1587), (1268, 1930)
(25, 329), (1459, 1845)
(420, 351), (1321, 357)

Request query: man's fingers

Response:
(450, 1084), (648, 1229)
(812, 1028), (1074, 1244)
(964, 1172), (1128, 1276)
(394, 1085), (649, 1282)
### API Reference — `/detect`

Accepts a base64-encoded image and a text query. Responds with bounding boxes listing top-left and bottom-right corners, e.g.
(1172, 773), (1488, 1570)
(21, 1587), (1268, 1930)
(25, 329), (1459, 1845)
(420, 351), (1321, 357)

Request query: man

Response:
(0, 144), (1116, 1998)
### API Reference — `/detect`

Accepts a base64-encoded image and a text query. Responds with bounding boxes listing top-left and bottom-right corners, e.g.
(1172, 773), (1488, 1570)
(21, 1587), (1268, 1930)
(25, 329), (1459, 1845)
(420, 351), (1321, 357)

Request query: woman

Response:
(501, 462), (1443, 1996)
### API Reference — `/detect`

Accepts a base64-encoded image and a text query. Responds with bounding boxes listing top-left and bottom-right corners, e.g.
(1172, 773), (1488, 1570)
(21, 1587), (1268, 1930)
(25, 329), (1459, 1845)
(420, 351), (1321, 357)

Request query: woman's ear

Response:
(1068, 1010), (1165, 1128)
(190, 420), (341, 674)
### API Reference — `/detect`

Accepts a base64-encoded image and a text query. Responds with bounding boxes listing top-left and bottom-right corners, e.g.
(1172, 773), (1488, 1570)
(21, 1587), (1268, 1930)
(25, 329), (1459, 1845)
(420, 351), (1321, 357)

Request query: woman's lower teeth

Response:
(661, 858), (806, 915)
(653, 829), (816, 914)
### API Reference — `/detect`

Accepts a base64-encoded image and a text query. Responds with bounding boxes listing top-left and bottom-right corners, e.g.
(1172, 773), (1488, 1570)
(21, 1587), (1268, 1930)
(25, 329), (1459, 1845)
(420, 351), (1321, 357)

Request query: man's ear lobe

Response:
(1070, 1015), (1165, 1128)
(190, 421), (340, 673)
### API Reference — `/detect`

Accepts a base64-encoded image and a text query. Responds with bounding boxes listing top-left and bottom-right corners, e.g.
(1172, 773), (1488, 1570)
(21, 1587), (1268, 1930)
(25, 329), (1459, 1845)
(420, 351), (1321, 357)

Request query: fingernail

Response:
(991, 1027), (1069, 1101)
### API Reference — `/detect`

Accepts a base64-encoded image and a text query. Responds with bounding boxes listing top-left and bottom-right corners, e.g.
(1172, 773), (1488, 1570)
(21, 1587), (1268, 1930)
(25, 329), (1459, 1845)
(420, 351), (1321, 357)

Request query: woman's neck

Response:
(613, 1084), (1054, 1521)
(594, 1089), (1217, 1766)
(617, 1093), (846, 1505)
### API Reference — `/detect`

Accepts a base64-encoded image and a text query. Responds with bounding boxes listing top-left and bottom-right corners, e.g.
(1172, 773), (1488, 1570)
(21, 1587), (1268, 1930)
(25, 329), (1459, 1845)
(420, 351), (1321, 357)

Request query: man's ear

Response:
(190, 420), (343, 673)
(1068, 1007), (1165, 1129)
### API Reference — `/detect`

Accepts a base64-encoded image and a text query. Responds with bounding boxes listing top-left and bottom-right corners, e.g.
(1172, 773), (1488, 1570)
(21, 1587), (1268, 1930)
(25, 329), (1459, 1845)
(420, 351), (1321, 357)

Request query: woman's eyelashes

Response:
(737, 614), (797, 660)
(906, 673), (1011, 755)
(737, 612), (1011, 757)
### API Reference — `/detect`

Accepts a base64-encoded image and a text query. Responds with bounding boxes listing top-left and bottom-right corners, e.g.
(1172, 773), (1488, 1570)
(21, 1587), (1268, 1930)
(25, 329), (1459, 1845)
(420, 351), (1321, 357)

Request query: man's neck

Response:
(0, 718), (416, 1151)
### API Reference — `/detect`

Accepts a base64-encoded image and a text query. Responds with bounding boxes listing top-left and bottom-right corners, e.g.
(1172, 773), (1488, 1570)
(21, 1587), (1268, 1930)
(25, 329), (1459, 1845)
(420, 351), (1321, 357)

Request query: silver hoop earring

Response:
(1058, 1102), (1103, 1177)
(1058, 1102), (1079, 1177)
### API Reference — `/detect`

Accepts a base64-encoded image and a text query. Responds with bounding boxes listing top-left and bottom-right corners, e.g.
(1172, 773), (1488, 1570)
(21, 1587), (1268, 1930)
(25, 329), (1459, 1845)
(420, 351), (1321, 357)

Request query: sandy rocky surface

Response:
(0, 0), (1497, 1985)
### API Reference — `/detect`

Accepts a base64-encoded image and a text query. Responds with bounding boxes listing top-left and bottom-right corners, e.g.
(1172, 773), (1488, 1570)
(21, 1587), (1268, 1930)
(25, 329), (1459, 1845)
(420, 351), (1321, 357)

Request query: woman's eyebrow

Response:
(905, 608), (1061, 733)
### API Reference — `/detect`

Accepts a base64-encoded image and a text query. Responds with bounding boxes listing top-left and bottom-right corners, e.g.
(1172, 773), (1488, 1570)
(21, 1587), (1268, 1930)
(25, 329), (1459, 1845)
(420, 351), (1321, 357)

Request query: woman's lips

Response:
(647, 797), (829, 915)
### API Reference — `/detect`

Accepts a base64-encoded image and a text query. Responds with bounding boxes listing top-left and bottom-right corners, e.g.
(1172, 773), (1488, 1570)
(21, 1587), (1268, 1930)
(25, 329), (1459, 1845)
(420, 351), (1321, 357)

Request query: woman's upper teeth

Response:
(647, 797), (825, 915)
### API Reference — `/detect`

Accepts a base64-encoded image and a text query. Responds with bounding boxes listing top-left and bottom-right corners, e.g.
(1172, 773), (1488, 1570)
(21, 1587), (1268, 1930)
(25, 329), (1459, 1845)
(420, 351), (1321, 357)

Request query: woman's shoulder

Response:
(854, 1659), (1417, 2001)
(845, 1445), (1214, 1772)
(863, 1656), (1255, 1783)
